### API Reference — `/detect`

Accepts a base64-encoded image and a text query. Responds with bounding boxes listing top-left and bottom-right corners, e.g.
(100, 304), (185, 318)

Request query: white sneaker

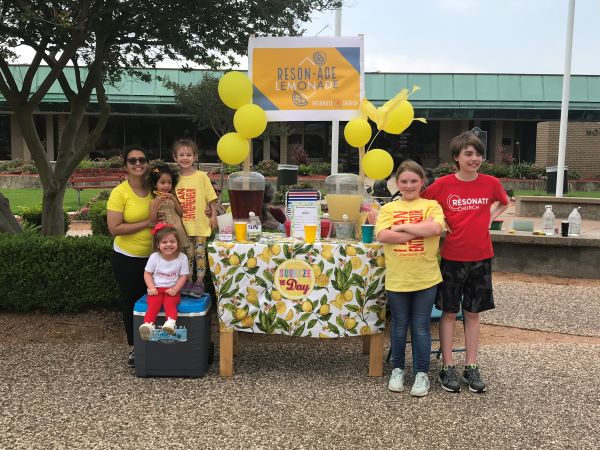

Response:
(139, 322), (155, 341)
(410, 372), (430, 397)
(162, 318), (176, 335)
(388, 368), (405, 392)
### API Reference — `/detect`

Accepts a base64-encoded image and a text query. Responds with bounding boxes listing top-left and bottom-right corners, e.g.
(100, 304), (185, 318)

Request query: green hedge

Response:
(90, 200), (110, 235)
(19, 204), (70, 233)
(0, 234), (119, 312)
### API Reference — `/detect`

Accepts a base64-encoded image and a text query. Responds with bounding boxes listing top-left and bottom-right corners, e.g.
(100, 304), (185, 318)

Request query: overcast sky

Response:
(301, 0), (599, 74)
(10, 0), (599, 75)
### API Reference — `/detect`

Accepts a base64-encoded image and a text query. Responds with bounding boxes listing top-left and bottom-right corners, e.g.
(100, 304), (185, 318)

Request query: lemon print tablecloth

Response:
(208, 235), (386, 338)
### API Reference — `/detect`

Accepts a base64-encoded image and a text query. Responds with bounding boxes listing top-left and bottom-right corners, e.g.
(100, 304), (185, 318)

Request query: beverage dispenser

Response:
(227, 171), (265, 221)
(325, 173), (363, 222)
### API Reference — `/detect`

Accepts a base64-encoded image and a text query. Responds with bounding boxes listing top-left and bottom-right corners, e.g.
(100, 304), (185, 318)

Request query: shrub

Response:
(478, 161), (494, 175)
(73, 206), (90, 220)
(512, 162), (545, 179)
(90, 200), (110, 236)
(308, 162), (331, 175)
(254, 159), (278, 176)
(432, 162), (456, 177)
(0, 234), (119, 312)
(490, 164), (511, 178)
(18, 204), (70, 234)
(20, 162), (38, 174)
(298, 164), (311, 176)
(290, 144), (309, 165)
(0, 159), (25, 173)
(567, 169), (581, 180)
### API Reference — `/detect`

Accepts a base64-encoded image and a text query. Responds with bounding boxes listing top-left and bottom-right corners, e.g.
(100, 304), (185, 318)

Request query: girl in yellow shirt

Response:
(172, 139), (218, 297)
(375, 160), (444, 397)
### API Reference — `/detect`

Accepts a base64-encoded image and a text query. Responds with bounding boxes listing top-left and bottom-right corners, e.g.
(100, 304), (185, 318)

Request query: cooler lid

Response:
(134, 294), (211, 316)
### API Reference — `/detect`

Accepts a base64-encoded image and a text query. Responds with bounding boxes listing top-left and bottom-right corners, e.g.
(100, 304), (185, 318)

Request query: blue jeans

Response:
(387, 285), (438, 374)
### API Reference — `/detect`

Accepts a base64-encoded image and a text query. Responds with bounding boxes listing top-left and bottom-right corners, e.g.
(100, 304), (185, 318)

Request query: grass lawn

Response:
(513, 190), (600, 198)
(0, 188), (106, 213)
(1, 187), (231, 214)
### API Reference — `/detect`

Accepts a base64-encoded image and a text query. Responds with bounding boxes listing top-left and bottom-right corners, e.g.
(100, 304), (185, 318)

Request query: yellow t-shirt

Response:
(374, 198), (445, 292)
(106, 180), (153, 257)
(175, 171), (217, 237)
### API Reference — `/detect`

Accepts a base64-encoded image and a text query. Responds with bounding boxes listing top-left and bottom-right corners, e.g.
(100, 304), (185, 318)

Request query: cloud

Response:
(365, 51), (482, 73)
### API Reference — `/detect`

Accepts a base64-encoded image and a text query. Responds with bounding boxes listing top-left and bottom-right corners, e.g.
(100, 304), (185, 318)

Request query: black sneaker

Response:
(462, 364), (487, 393)
(127, 349), (135, 368)
(439, 365), (461, 392)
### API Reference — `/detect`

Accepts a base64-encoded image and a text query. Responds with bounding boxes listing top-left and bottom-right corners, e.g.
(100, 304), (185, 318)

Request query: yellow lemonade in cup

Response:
(234, 221), (247, 242)
(304, 224), (318, 244)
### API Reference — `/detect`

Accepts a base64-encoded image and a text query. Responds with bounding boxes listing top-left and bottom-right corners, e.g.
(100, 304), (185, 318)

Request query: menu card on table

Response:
(290, 201), (321, 240)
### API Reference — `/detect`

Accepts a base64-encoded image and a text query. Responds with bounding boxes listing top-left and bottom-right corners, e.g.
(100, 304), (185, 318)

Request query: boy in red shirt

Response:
(422, 131), (508, 393)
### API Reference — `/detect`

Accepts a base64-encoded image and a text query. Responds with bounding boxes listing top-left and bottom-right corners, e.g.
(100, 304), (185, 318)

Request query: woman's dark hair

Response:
(148, 161), (179, 196)
(122, 146), (149, 166)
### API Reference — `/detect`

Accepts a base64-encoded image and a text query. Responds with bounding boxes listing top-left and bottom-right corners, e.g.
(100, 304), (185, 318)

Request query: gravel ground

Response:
(2, 275), (599, 449)
(485, 280), (600, 337)
(1, 339), (598, 449)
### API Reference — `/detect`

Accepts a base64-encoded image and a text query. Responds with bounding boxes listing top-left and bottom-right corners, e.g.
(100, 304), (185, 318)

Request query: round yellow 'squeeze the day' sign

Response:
(274, 259), (316, 300)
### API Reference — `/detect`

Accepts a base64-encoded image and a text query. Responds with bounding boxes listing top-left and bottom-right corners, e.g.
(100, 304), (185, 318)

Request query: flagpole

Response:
(330, 7), (342, 175)
(555, 0), (576, 197)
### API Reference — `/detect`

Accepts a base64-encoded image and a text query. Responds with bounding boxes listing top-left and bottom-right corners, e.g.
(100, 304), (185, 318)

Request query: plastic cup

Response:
(234, 221), (247, 242)
(304, 224), (318, 244)
(561, 221), (569, 237)
(361, 224), (375, 243)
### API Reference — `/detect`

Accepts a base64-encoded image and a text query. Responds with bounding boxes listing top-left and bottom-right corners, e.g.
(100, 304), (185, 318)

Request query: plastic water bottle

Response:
(247, 211), (262, 241)
(568, 207), (581, 236)
(542, 205), (555, 236)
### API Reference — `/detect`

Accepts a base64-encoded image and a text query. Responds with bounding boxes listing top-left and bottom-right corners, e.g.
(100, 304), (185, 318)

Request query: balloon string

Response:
(367, 129), (381, 152)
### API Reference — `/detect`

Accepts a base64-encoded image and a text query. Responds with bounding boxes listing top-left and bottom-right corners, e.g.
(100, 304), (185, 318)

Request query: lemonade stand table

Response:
(208, 235), (387, 377)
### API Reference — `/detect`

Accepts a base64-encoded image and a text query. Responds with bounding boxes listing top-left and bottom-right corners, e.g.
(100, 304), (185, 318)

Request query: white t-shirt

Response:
(144, 252), (189, 288)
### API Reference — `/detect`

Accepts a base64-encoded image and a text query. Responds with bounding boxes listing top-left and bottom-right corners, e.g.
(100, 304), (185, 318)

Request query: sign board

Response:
(248, 36), (364, 121)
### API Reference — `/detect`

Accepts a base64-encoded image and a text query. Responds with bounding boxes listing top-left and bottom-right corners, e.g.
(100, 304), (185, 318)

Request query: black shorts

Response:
(436, 258), (495, 314)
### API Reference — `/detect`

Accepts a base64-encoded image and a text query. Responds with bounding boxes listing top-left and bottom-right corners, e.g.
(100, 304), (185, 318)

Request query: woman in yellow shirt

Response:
(375, 160), (444, 397)
(107, 147), (158, 368)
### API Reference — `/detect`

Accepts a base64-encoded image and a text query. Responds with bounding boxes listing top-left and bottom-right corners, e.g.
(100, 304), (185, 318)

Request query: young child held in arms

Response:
(422, 131), (509, 393)
(149, 161), (192, 271)
(139, 224), (189, 340)
(375, 160), (444, 397)
(172, 139), (218, 298)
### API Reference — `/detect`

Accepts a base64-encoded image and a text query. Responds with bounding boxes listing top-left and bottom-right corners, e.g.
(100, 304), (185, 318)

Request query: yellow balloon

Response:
(344, 118), (372, 147)
(218, 71), (253, 110)
(383, 101), (414, 135)
(362, 149), (394, 180)
(233, 104), (267, 139)
(217, 132), (249, 165)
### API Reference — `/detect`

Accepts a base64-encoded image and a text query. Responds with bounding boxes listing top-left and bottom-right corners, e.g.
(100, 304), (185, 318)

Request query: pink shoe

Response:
(188, 283), (205, 298)
(181, 281), (194, 296)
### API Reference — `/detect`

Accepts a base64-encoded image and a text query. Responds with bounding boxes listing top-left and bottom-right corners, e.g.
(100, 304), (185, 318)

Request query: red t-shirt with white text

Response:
(421, 174), (508, 261)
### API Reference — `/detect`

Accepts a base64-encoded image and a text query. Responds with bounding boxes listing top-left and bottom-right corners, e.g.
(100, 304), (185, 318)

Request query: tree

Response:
(0, 0), (341, 235)
(165, 75), (234, 139)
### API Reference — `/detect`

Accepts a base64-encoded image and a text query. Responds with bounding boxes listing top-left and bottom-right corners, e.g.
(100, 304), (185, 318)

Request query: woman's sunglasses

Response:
(126, 157), (147, 165)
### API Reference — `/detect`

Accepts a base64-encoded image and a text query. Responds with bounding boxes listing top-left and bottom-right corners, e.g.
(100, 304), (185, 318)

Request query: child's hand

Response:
(391, 224), (404, 232)
(210, 214), (218, 230)
(147, 287), (158, 296)
(204, 205), (212, 217)
(166, 287), (178, 296)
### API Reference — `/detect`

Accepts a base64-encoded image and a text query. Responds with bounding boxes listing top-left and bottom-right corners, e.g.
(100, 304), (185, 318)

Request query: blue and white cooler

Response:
(133, 294), (212, 378)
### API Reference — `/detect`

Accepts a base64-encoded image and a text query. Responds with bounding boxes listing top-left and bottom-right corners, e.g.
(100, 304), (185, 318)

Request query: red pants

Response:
(144, 287), (180, 324)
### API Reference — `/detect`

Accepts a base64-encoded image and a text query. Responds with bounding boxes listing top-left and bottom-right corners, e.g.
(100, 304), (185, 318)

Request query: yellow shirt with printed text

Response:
(106, 180), (153, 257)
(374, 198), (444, 292)
(175, 171), (217, 237)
